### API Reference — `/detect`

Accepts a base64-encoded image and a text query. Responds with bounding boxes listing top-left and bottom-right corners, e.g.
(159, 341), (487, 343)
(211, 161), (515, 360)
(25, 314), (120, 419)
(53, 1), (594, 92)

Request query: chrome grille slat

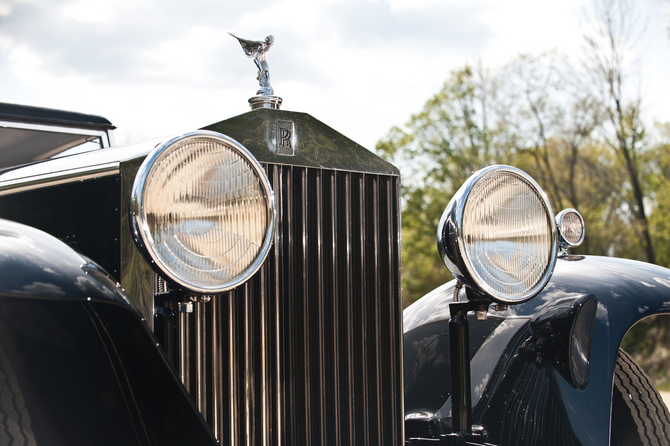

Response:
(227, 295), (238, 445)
(272, 166), (284, 446)
(211, 297), (221, 439)
(343, 172), (355, 446)
(355, 173), (370, 446)
(327, 170), (342, 445)
(175, 164), (402, 445)
(195, 300), (207, 417)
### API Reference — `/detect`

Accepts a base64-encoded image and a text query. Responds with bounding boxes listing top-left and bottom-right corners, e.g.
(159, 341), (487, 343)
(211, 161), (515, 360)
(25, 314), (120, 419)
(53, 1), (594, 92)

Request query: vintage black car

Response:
(0, 95), (403, 445)
(0, 88), (669, 446)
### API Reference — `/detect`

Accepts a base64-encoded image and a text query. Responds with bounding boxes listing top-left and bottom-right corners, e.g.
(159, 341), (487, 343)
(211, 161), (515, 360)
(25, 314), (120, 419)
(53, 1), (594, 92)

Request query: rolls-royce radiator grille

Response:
(172, 165), (403, 445)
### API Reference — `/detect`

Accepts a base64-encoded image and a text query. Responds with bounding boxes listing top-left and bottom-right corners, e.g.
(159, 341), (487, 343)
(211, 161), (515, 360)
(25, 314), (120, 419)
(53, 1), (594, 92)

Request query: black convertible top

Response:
(0, 102), (115, 131)
(0, 102), (116, 169)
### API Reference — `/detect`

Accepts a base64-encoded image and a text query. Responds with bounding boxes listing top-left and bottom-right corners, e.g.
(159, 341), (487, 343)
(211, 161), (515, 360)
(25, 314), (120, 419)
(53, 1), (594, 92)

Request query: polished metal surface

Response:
(230, 33), (276, 96)
(154, 274), (171, 295)
(0, 162), (119, 196)
(173, 163), (403, 445)
(556, 208), (585, 257)
(0, 137), (162, 196)
(195, 299), (207, 417)
(129, 130), (276, 295)
(276, 120), (295, 155)
(178, 301), (192, 394)
(0, 119), (108, 136)
(203, 109), (399, 175)
(248, 95), (283, 110)
(119, 162), (155, 328)
(116, 108), (405, 445)
(437, 165), (557, 304)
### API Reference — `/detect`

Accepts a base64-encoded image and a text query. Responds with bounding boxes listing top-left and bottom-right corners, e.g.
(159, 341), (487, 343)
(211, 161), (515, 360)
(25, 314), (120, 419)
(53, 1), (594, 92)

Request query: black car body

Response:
(404, 257), (670, 445)
(0, 96), (668, 446)
(0, 100), (404, 445)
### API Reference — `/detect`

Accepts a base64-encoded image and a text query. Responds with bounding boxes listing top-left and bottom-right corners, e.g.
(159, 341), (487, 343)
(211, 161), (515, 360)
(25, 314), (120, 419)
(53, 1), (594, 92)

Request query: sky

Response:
(1, 0), (669, 151)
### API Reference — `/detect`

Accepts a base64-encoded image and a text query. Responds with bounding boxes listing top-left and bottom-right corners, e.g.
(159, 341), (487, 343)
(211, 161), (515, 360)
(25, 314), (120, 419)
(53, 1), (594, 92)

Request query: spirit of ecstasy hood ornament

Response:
(230, 33), (282, 110)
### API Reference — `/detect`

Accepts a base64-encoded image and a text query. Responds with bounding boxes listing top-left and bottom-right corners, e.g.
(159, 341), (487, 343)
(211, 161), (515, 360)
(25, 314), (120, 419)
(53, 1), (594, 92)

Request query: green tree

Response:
(378, 54), (658, 307)
(377, 66), (514, 307)
(495, 53), (640, 259)
(648, 123), (670, 267)
(378, 1), (667, 307)
(582, 0), (655, 263)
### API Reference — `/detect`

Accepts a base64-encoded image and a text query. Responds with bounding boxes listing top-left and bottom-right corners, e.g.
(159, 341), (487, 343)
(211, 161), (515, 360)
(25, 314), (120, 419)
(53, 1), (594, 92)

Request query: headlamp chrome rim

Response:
(438, 165), (558, 304)
(130, 130), (275, 294)
(556, 208), (585, 248)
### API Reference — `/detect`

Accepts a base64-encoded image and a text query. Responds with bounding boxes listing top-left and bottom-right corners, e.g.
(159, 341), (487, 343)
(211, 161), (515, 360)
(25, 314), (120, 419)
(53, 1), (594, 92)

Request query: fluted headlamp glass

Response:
(438, 165), (557, 304)
(131, 131), (274, 294)
(556, 208), (585, 247)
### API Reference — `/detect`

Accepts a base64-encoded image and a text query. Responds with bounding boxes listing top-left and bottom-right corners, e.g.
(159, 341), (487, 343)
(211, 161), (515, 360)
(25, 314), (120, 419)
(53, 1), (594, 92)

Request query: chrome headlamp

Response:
(131, 130), (275, 294)
(437, 165), (557, 304)
(556, 208), (585, 255)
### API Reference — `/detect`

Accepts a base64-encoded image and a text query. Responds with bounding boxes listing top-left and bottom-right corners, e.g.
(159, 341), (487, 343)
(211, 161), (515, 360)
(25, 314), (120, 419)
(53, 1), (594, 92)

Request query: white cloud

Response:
(6, 44), (45, 86)
(0, 0), (34, 17)
(61, 0), (117, 23)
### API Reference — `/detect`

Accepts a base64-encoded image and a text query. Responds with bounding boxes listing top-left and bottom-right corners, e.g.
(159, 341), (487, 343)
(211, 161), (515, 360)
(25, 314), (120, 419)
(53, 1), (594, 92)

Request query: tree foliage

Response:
(376, 66), (515, 307)
(378, 1), (670, 307)
(582, 0), (656, 263)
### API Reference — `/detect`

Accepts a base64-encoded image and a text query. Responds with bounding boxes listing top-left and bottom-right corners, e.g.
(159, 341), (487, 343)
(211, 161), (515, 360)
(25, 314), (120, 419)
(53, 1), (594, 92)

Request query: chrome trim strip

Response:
(273, 166), (284, 446)
(329, 171), (342, 445)
(195, 300), (207, 418)
(178, 302), (191, 394)
(244, 286), (252, 445)
(285, 166), (296, 439)
(260, 264), (269, 446)
(0, 162), (119, 196)
(211, 297), (221, 439)
(0, 119), (108, 137)
(344, 172), (355, 445)
(372, 175), (383, 443)
(316, 170), (327, 444)
(300, 167), (312, 445)
(358, 174), (370, 445)
(228, 295), (238, 446)
(391, 175), (404, 441)
(0, 138), (163, 197)
(104, 130), (115, 148)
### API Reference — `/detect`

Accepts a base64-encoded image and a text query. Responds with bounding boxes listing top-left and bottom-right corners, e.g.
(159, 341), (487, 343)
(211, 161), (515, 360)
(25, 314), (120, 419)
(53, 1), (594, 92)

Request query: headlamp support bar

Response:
(444, 294), (493, 445)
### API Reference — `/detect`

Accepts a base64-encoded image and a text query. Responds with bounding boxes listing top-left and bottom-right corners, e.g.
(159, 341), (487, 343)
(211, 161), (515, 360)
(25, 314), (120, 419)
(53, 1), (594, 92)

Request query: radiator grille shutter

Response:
(179, 165), (403, 445)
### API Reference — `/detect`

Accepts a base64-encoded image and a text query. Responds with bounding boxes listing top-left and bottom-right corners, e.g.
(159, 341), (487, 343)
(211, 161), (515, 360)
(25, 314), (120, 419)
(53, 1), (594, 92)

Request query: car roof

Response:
(0, 102), (116, 170)
(0, 102), (115, 131)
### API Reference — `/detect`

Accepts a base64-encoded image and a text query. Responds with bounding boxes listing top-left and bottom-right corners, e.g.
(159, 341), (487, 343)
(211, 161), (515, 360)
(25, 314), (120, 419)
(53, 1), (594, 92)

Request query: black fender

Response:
(404, 255), (670, 445)
(0, 218), (217, 446)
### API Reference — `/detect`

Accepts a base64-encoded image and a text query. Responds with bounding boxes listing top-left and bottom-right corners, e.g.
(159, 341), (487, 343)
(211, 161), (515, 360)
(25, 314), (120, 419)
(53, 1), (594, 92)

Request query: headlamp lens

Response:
(438, 165), (557, 304)
(462, 170), (554, 300)
(132, 131), (274, 294)
(556, 209), (585, 247)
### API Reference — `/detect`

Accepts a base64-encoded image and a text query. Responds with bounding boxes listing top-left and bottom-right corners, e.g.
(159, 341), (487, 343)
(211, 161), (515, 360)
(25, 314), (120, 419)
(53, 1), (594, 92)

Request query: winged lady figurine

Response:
(229, 33), (275, 96)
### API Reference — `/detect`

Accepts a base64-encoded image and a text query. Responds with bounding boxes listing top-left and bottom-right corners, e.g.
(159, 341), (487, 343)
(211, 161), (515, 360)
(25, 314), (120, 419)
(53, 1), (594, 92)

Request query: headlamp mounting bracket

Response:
(448, 298), (492, 442)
